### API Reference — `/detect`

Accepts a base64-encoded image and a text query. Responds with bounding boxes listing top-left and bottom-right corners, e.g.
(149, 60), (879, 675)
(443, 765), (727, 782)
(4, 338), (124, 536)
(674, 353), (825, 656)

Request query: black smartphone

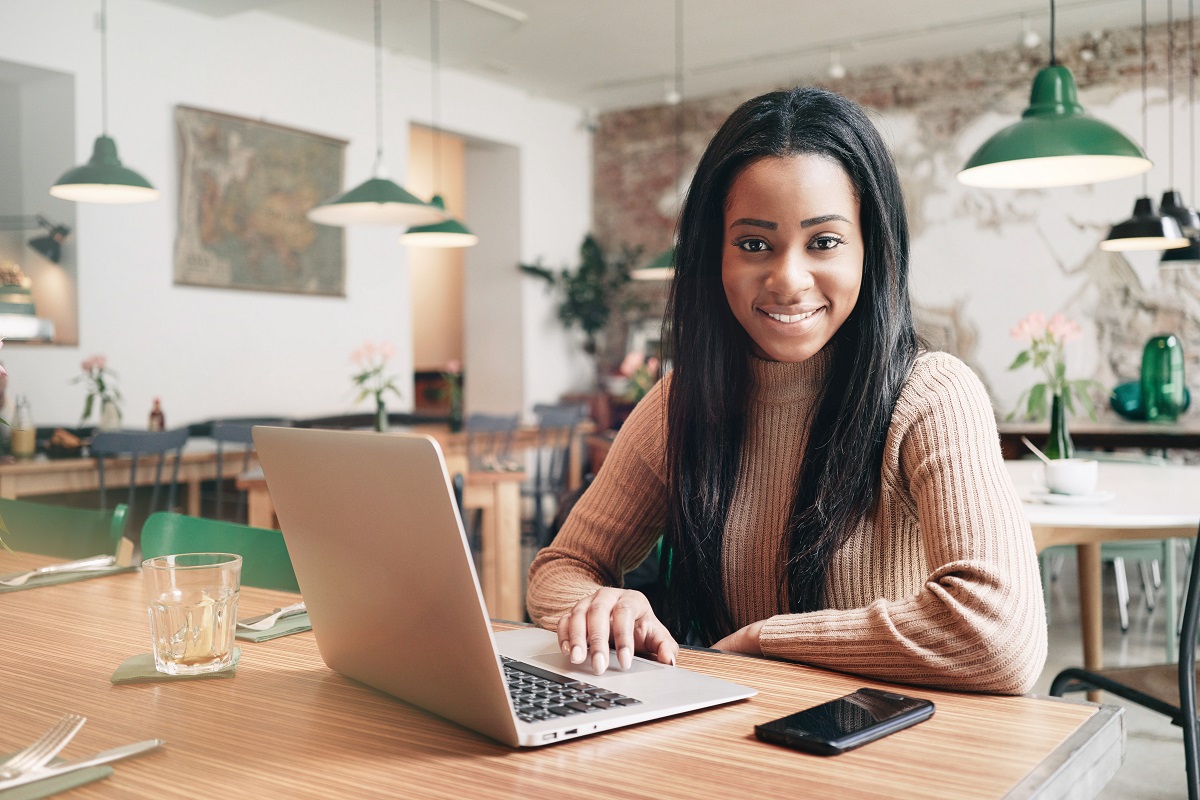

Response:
(754, 687), (935, 755)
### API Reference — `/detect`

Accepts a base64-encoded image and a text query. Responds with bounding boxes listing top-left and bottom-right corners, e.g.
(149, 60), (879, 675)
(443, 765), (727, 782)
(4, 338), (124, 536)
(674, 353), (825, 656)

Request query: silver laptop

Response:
(253, 426), (755, 747)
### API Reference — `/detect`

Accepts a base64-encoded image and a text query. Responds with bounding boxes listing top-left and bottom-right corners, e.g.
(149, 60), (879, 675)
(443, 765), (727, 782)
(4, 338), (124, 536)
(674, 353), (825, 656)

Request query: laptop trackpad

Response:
(526, 651), (664, 678)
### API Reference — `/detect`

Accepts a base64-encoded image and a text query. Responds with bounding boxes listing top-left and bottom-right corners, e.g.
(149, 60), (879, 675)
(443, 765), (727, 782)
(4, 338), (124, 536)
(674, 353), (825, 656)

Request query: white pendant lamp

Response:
(1101, 0), (1190, 252)
(958, 0), (1151, 189)
(402, 0), (478, 248)
(308, 0), (444, 227)
(51, 0), (158, 204)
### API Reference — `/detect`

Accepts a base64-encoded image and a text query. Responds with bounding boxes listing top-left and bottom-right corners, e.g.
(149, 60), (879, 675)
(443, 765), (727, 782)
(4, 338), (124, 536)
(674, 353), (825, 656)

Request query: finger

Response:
(638, 617), (679, 667)
(614, 594), (643, 671)
(585, 594), (618, 675)
(564, 596), (593, 665)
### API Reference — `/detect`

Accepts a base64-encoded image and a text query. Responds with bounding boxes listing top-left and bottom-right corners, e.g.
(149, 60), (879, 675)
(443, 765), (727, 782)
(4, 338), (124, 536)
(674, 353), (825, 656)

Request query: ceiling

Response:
(153, 0), (1178, 112)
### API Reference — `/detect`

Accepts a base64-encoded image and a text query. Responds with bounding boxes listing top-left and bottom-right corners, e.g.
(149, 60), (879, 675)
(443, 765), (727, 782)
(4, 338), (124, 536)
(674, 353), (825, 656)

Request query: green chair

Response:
(140, 512), (300, 592)
(0, 497), (128, 558)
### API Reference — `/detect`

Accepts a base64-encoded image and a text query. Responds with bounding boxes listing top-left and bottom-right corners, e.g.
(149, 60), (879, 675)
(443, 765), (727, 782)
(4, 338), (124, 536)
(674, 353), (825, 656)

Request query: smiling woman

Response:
(527, 87), (1046, 696)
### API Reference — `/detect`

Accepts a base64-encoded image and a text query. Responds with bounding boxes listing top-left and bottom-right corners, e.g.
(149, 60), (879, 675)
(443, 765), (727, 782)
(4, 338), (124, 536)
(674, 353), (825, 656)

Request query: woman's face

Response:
(721, 153), (864, 363)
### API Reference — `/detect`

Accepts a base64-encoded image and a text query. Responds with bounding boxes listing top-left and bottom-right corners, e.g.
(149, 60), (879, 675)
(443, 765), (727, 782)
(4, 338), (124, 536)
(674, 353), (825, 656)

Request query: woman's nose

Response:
(764, 247), (815, 296)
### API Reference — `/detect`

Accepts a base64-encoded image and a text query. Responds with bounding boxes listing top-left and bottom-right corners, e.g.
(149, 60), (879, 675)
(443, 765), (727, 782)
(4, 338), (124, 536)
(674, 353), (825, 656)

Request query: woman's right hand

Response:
(556, 587), (679, 675)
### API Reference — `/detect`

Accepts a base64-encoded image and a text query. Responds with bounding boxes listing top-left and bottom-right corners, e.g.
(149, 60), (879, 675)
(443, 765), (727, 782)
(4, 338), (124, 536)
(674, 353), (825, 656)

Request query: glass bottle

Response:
(1140, 334), (1185, 422)
(11, 394), (35, 458)
(148, 397), (166, 431)
(1045, 393), (1074, 459)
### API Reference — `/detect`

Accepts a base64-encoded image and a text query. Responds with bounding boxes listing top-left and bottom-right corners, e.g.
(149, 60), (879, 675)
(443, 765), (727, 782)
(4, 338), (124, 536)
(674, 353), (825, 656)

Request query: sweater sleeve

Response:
(525, 379), (670, 628)
(757, 354), (1048, 695)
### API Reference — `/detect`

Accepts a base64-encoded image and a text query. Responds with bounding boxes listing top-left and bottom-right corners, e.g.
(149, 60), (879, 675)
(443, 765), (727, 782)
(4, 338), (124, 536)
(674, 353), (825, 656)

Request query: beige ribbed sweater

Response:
(526, 350), (1047, 695)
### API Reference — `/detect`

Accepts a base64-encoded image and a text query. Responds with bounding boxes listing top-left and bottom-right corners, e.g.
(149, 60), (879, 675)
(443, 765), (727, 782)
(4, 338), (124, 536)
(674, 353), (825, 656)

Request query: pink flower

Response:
(619, 351), (645, 378)
(445, 360), (461, 375)
(1010, 312), (1046, 342)
(1046, 313), (1081, 344)
(646, 357), (660, 375)
(379, 341), (396, 361)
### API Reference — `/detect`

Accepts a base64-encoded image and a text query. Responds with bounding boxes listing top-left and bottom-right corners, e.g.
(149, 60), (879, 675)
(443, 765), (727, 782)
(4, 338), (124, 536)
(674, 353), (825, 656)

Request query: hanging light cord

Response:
(1191, 0), (1195, 203)
(673, 0), (683, 190)
(1049, 0), (1056, 65)
(100, 0), (109, 135)
(431, 0), (443, 195)
(373, 0), (384, 174)
(1142, 0), (1149, 196)
(1169, 0), (1175, 188)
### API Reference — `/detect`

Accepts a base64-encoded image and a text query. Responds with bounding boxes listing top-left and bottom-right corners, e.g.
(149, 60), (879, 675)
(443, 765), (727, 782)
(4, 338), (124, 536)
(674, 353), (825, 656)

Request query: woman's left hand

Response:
(712, 620), (765, 655)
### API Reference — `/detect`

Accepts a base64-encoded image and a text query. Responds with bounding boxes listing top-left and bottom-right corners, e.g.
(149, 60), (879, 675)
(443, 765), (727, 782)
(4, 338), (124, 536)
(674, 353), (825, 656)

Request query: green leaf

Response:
(1007, 351), (1031, 371)
(82, 394), (94, 423)
(1028, 383), (1047, 420)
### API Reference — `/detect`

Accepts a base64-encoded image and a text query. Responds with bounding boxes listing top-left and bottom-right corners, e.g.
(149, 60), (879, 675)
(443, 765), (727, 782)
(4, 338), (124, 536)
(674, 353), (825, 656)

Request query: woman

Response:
(526, 87), (1046, 695)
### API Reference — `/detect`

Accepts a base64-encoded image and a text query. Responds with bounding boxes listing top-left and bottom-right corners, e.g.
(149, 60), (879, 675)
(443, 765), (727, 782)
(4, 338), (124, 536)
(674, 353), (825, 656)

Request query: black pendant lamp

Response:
(632, 0), (683, 281)
(1101, 0), (1189, 252)
(308, 0), (443, 227)
(402, 0), (478, 248)
(51, 0), (158, 203)
(1163, 0), (1200, 262)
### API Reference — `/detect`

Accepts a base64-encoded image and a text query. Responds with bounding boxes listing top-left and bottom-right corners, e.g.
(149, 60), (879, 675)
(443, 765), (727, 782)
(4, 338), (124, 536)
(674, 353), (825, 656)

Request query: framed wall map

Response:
(173, 106), (346, 296)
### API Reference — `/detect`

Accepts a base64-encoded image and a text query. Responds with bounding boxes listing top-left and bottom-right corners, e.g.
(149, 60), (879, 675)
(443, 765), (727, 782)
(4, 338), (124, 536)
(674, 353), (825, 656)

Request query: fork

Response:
(0, 556), (117, 588)
(236, 602), (307, 631)
(0, 714), (86, 780)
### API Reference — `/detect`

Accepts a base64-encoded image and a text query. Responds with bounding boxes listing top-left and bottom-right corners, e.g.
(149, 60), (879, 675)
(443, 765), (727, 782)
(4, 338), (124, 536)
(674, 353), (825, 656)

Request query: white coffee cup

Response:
(1044, 458), (1099, 496)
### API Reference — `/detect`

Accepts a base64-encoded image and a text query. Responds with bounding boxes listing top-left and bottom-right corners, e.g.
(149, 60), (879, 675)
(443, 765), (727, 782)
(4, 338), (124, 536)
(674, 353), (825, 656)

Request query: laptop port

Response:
(565, 729), (577, 735)
(542, 732), (558, 741)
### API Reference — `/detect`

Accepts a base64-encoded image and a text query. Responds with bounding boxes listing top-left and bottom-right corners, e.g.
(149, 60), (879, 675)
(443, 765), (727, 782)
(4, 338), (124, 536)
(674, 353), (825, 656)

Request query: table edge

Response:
(1004, 701), (1124, 800)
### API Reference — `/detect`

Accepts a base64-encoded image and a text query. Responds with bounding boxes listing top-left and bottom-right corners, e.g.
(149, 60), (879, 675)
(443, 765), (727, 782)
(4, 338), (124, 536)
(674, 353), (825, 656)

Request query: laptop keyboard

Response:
(501, 656), (642, 724)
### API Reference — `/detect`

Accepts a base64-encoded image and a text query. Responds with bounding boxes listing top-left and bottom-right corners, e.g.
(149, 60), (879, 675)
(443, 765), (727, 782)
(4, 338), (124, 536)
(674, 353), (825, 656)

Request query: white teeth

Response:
(766, 309), (819, 323)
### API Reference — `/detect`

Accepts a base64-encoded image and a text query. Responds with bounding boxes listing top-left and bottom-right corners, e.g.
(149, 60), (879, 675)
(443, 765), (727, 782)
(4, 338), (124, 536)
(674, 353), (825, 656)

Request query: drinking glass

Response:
(143, 553), (242, 675)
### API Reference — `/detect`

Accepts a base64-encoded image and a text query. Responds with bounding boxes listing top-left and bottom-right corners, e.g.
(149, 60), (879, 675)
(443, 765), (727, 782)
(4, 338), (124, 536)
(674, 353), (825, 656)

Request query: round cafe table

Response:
(1005, 459), (1200, 694)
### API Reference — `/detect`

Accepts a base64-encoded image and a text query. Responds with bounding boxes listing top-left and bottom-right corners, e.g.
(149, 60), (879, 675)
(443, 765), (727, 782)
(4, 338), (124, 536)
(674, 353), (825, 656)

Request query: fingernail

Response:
(561, 640), (571, 656)
(618, 647), (632, 670)
(592, 651), (607, 674)
(570, 645), (584, 663)
(668, 654), (676, 667)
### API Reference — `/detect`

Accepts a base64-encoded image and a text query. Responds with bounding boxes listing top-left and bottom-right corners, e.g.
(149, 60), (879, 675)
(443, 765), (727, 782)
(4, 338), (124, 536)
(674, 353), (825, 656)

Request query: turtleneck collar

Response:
(748, 345), (832, 406)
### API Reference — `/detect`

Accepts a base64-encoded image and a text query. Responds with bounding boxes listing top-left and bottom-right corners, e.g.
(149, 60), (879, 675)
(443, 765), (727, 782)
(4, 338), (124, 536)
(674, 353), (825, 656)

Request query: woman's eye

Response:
(810, 234), (845, 252)
(735, 238), (770, 253)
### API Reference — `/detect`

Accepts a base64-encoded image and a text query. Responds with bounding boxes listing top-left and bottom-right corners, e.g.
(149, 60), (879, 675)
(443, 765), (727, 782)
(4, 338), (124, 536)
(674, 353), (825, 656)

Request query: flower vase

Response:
(99, 399), (121, 431)
(374, 397), (388, 433)
(1140, 334), (1185, 422)
(1045, 393), (1074, 459)
(448, 391), (463, 434)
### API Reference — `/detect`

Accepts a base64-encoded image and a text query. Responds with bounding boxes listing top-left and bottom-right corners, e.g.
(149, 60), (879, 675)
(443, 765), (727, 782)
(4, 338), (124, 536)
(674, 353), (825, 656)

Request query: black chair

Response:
(524, 402), (588, 548)
(1050, 520), (1200, 800)
(90, 428), (190, 536)
(464, 413), (519, 472)
(208, 418), (292, 522)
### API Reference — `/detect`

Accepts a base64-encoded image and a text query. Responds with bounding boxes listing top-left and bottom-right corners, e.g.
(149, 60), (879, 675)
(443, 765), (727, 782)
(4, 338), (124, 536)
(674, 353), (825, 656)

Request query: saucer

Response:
(1029, 490), (1116, 506)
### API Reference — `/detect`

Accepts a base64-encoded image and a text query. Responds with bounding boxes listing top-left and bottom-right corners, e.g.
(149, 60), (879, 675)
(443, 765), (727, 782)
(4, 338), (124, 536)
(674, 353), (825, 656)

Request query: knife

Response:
(0, 739), (165, 792)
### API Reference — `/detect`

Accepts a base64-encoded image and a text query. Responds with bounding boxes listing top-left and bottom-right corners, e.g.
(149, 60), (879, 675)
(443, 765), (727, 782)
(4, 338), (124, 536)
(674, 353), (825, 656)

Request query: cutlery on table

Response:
(0, 739), (165, 792)
(0, 556), (118, 588)
(0, 714), (87, 780)
(1021, 436), (1053, 465)
(237, 601), (307, 631)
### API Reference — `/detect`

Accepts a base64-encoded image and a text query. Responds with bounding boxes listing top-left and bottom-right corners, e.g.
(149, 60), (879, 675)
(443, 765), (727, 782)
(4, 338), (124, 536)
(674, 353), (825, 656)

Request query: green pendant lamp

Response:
(309, 0), (443, 228)
(1102, 0), (1189, 252)
(1163, 0), (1200, 262)
(50, 0), (158, 204)
(632, 0), (685, 281)
(958, 0), (1150, 189)
(402, 0), (477, 248)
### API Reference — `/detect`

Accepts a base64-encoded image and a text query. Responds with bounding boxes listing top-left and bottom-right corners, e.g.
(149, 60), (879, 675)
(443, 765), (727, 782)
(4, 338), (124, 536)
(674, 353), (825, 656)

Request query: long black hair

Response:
(660, 87), (918, 644)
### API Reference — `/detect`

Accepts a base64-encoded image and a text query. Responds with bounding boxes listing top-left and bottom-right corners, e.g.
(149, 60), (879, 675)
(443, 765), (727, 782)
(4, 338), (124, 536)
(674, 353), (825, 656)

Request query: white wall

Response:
(0, 0), (590, 427)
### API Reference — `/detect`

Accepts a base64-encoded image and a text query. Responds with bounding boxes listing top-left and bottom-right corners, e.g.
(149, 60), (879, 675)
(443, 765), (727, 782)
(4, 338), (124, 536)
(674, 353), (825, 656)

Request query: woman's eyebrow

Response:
(729, 217), (777, 230)
(800, 213), (851, 228)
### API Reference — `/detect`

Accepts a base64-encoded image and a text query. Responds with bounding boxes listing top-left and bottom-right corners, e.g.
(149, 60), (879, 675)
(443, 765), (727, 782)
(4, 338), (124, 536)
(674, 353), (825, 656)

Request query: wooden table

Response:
(1006, 459), (1200, 690)
(0, 440), (254, 516)
(237, 467), (527, 621)
(998, 415), (1200, 460)
(0, 562), (1122, 799)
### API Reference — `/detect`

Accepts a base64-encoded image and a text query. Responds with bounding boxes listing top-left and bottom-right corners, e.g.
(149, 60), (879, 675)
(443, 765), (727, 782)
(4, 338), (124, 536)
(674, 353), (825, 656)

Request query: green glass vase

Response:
(1045, 393), (1074, 459)
(374, 397), (389, 433)
(1140, 334), (1185, 422)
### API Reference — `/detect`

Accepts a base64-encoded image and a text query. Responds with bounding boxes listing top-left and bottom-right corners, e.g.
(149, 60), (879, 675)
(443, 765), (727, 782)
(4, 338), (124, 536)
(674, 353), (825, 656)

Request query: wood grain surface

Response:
(0, 553), (1108, 799)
